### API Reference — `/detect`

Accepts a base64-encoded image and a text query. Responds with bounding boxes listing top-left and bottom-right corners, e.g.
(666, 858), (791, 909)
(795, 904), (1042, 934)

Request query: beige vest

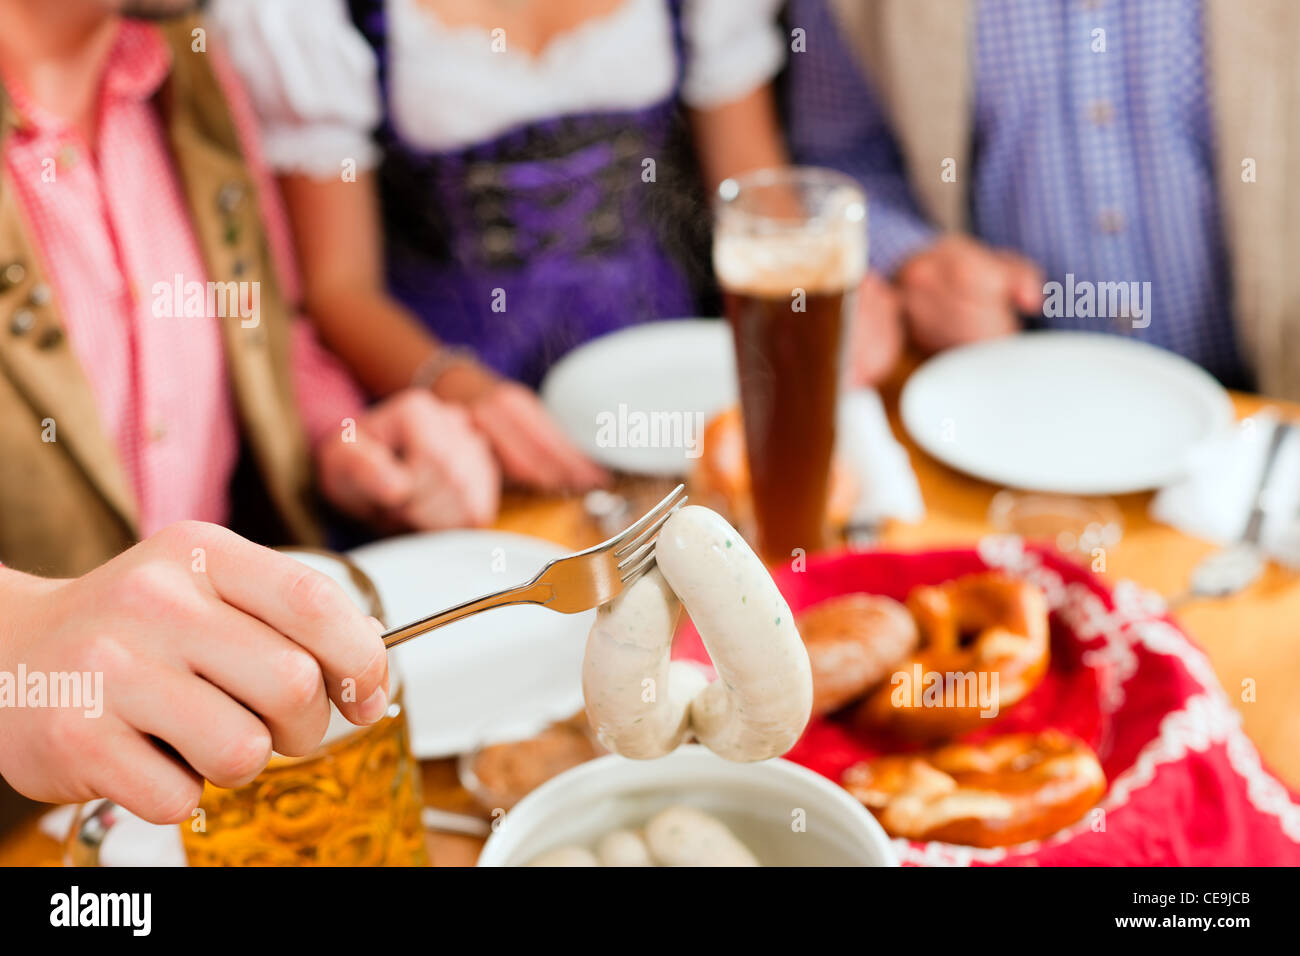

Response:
(0, 17), (321, 577)
(829, 0), (1300, 400)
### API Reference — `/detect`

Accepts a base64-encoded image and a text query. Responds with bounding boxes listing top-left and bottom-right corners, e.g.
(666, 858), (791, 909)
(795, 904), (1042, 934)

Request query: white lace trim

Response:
(890, 537), (1300, 866)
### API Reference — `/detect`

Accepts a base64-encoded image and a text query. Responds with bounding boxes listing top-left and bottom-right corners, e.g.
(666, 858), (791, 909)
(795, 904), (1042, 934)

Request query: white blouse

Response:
(209, 0), (787, 178)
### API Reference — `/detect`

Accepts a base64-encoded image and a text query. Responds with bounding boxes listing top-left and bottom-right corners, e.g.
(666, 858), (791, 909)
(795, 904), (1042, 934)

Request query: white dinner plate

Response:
(899, 332), (1235, 495)
(348, 531), (593, 758)
(540, 319), (737, 475)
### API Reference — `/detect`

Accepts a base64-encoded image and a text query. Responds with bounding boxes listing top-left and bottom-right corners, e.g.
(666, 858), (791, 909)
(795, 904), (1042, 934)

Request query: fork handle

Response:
(382, 580), (553, 650)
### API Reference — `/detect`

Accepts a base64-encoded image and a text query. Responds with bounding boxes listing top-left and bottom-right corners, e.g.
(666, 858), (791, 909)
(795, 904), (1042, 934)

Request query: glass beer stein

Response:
(713, 167), (867, 565)
(66, 548), (428, 867)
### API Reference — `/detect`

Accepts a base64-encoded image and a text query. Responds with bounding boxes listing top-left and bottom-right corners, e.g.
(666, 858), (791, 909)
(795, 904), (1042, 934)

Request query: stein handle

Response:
(64, 799), (120, 867)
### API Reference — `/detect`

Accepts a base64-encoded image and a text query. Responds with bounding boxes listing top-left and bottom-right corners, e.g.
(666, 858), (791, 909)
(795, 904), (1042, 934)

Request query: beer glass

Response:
(713, 167), (867, 564)
(66, 549), (428, 867)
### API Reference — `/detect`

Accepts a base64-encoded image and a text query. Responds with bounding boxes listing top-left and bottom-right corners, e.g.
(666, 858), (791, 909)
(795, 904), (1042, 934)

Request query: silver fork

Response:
(381, 484), (686, 650)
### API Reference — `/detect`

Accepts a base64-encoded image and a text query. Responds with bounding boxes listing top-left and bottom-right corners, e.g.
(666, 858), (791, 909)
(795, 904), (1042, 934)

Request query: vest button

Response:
(27, 283), (51, 307)
(613, 131), (640, 159)
(9, 308), (35, 335)
(465, 165), (499, 191)
(1, 261), (26, 288)
(482, 226), (513, 257)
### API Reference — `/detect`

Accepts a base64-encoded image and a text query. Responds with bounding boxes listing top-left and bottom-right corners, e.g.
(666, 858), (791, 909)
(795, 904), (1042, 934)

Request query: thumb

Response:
(340, 434), (415, 511)
(1000, 252), (1046, 314)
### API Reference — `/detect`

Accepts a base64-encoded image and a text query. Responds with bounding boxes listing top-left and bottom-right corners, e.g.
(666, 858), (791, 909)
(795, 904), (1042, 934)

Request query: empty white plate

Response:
(348, 531), (593, 758)
(540, 320), (737, 475)
(899, 332), (1235, 495)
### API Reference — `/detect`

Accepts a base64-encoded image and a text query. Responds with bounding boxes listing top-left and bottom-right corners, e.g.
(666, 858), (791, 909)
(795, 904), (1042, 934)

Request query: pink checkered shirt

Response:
(1, 20), (364, 538)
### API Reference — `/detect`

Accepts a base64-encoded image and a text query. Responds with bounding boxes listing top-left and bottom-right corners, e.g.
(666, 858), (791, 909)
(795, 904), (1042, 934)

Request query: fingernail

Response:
(367, 616), (385, 634)
(359, 686), (388, 723)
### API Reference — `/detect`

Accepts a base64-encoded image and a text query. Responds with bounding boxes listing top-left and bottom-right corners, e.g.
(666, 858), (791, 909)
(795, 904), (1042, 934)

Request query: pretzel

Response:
(856, 573), (1049, 739)
(690, 406), (857, 532)
(842, 730), (1106, 846)
(796, 594), (919, 715)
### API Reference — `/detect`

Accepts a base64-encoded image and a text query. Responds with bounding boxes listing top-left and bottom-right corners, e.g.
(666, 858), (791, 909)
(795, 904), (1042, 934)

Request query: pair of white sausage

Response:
(528, 806), (759, 867)
(582, 506), (813, 763)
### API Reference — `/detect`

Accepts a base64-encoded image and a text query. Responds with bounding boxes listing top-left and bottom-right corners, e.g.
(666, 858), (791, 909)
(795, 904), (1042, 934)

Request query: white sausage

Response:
(582, 569), (707, 758)
(526, 846), (600, 867)
(595, 829), (654, 867)
(644, 806), (759, 867)
(655, 506), (813, 762)
(582, 506), (811, 763)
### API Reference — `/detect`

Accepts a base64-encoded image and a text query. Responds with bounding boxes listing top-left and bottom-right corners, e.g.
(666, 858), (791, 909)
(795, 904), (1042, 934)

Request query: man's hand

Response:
(435, 362), (609, 493)
(316, 389), (500, 530)
(0, 524), (389, 823)
(896, 235), (1045, 352)
(847, 272), (905, 387)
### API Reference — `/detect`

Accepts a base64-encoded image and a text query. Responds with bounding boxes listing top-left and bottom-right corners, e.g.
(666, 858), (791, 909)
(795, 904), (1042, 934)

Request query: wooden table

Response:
(4, 377), (1297, 866)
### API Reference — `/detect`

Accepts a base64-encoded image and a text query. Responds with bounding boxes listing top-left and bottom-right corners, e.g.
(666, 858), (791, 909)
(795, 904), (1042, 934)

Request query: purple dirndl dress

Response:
(346, 0), (706, 387)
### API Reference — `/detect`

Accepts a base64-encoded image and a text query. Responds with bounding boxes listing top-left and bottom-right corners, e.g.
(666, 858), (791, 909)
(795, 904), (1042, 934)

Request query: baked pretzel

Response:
(690, 406), (857, 532)
(856, 573), (1050, 739)
(842, 730), (1106, 846)
(796, 594), (919, 715)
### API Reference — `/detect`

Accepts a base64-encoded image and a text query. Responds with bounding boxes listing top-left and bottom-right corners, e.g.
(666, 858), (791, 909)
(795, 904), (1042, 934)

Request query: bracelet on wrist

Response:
(410, 344), (482, 392)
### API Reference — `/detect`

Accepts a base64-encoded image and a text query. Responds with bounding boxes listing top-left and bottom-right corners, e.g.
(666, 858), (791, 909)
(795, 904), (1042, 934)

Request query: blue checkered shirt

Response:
(785, 0), (1249, 387)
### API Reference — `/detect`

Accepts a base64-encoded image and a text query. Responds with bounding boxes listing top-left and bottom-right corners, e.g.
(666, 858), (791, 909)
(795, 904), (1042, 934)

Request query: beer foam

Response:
(714, 208), (866, 297)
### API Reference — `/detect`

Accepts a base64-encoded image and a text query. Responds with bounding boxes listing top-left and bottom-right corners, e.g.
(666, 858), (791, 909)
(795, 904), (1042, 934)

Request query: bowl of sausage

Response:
(477, 744), (897, 866)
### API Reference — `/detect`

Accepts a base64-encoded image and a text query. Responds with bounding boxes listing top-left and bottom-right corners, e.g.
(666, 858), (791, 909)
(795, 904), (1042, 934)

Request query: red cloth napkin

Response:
(672, 537), (1300, 866)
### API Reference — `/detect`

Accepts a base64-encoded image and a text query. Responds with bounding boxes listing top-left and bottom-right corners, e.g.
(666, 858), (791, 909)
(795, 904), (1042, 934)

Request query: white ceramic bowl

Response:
(477, 745), (898, 867)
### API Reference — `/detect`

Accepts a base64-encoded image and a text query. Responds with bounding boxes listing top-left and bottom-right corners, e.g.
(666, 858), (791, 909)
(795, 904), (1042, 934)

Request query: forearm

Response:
(688, 84), (790, 193)
(0, 567), (57, 671)
(279, 171), (442, 398)
(860, 194), (942, 278)
(303, 287), (438, 397)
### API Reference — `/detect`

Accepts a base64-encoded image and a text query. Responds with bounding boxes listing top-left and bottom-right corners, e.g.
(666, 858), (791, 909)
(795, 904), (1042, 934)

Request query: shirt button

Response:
(56, 145), (79, 171)
(1097, 209), (1125, 234)
(217, 181), (245, 213)
(148, 421), (168, 443)
(1087, 100), (1114, 126)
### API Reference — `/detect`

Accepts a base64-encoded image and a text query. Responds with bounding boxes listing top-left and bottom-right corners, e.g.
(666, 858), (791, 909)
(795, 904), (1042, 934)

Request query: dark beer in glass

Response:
(713, 168), (866, 564)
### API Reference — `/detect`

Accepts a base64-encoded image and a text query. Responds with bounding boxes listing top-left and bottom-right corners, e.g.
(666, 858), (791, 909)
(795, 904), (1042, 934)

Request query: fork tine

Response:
(609, 484), (686, 553)
(616, 535), (657, 578)
(619, 549), (657, 585)
(614, 505), (676, 563)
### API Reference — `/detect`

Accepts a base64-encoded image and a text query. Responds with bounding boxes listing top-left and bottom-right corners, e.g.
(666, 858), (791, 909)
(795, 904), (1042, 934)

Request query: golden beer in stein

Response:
(67, 549), (428, 867)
